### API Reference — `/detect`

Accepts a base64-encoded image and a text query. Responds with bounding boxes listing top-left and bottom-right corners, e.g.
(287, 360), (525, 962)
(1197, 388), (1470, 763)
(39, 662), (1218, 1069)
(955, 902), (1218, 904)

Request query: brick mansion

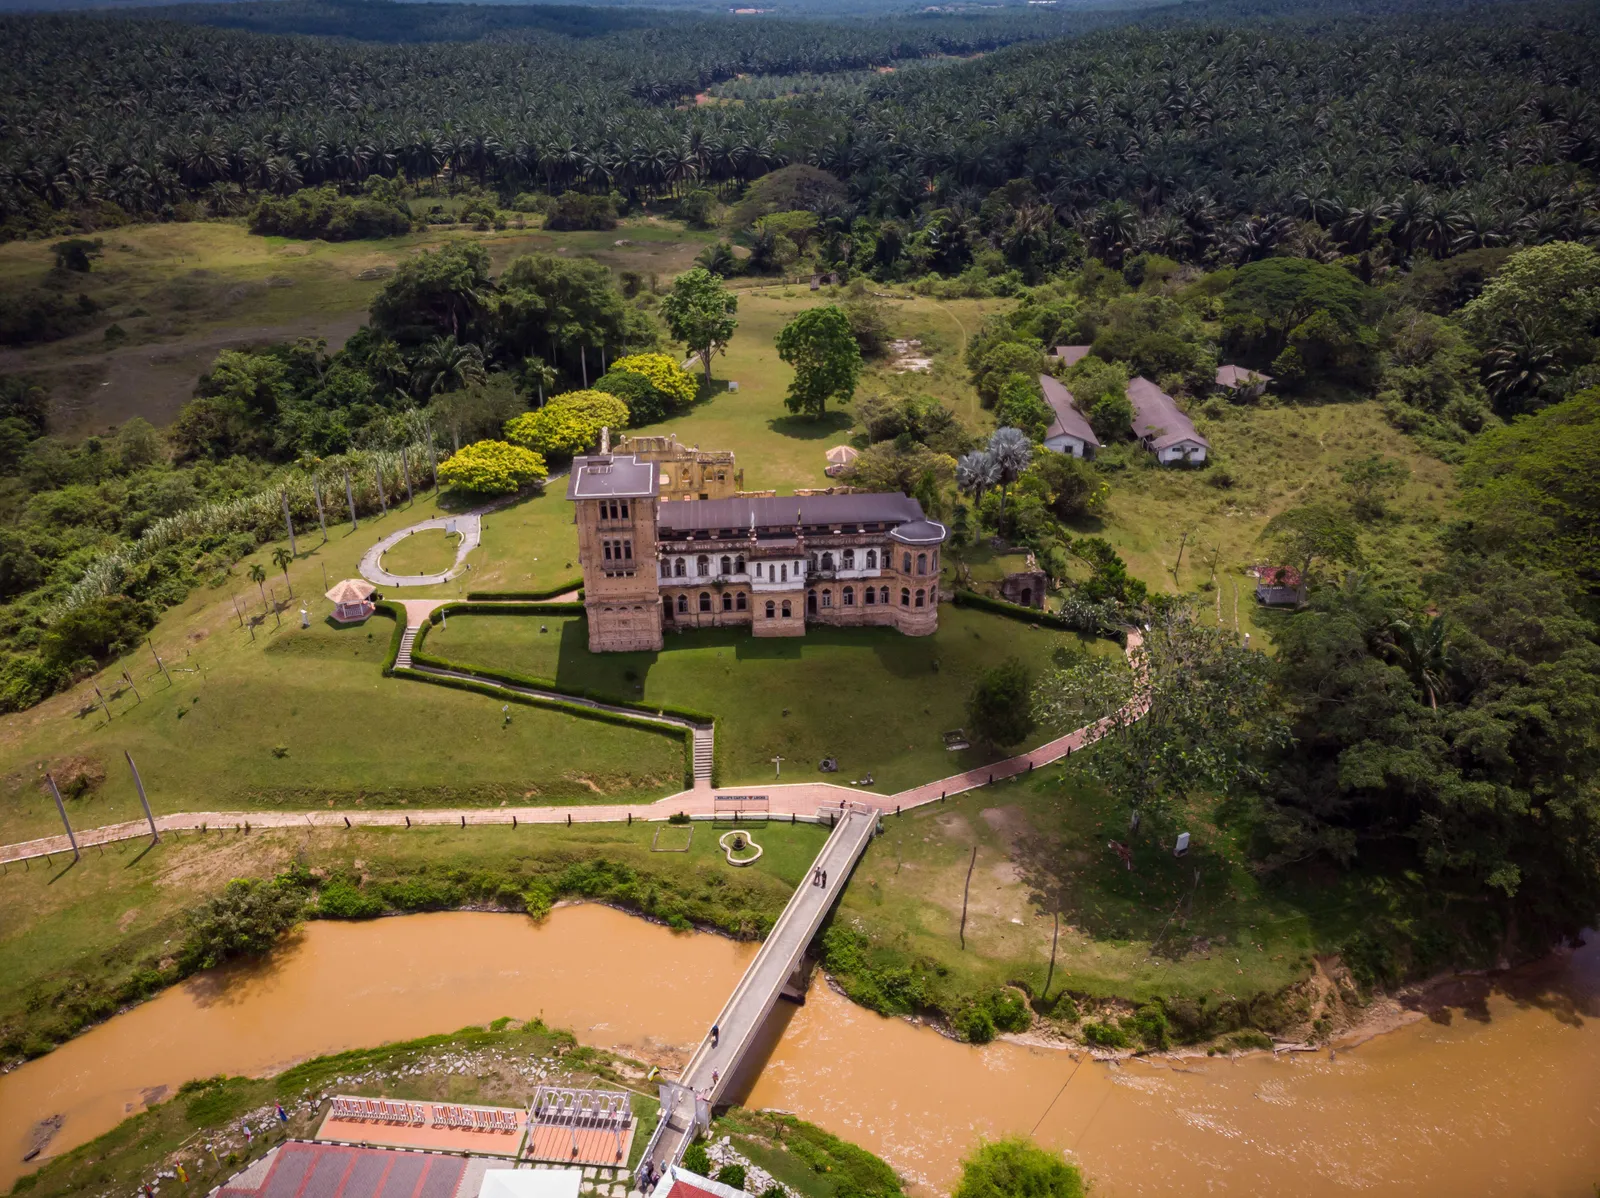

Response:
(566, 445), (948, 653)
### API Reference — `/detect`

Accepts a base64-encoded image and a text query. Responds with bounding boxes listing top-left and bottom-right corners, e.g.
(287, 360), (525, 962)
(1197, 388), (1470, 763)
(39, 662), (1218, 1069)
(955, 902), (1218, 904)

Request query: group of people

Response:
(811, 865), (828, 888)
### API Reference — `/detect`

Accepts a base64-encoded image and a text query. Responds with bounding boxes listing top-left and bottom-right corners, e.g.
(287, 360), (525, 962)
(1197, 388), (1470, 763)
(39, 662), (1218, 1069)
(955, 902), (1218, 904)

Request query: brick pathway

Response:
(0, 633), (1144, 864)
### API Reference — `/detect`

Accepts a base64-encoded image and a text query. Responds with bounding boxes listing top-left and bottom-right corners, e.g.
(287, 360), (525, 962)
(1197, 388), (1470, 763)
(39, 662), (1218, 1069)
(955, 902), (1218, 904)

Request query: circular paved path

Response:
(358, 513), (482, 587)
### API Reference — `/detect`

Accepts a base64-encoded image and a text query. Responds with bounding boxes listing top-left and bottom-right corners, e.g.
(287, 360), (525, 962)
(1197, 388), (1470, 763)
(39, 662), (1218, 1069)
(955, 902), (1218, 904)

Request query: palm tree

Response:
(1484, 319), (1557, 411)
(987, 428), (1032, 535)
(1384, 616), (1453, 710)
(249, 562), (268, 609)
(411, 336), (486, 399)
(956, 449), (1000, 515)
(271, 546), (294, 597)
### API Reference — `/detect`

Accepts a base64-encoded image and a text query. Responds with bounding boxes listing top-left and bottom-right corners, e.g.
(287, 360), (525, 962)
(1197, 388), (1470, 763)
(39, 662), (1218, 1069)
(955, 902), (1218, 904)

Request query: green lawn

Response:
(380, 527), (461, 576)
(420, 606), (1120, 794)
(0, 595), (681, 843)
(829, 760), (1340, 1016)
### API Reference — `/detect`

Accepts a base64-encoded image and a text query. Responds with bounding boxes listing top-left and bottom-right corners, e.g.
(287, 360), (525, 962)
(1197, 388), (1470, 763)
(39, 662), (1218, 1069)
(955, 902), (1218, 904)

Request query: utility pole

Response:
(281, 491), (297, 557)
(959, 845), (977, 950)
(147, 637), (171, 685)
(125, 751), (159, 844)
(46, 774), (80, 862)
(344, 470), (359, 531)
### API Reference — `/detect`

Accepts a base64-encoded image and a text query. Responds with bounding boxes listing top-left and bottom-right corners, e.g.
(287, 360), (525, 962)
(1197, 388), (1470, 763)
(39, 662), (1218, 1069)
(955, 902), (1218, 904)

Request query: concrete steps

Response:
(396, 626), (418, 669)
(692, 727), (714, 782)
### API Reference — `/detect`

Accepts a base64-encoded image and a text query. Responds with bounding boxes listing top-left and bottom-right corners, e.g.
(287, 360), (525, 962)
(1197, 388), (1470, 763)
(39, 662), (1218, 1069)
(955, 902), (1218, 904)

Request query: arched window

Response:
(864, 586), (876, 606)
(697, 555), (709, 577)
(676, 594), (688, 613)
(721, 556), (732, 575)
(879, 586), (890, 605)
(843, 586), (855, 606)
(822, 590), (832, 608)
(903, 553), (912, 573)
(807, 589), (817, 615)
(866, 549), (877, 569)
(843, 549), (855, 569)
(721, 591), (733, 612)
(674, 558), (686, 578)
(699, 592), (712, 613)
(765, 600), (776, 619)
(917, 553), (927, 575)
(781, 600), (792, 618)
(900, 588), (910, 607)
(822, 551), (835, 571)
(736, 592), (747, 611)
(915, 589), (926, 608)
(780, 563), (788, 582)
(754, 562), (763, 579)
(734, 556), (745, 574)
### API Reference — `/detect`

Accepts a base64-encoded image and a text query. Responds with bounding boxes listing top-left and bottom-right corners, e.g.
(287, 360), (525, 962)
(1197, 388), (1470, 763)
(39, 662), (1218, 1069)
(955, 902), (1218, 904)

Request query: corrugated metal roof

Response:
(1127, 376), (1209, 450)
(1039, 374), (1101, 447)
(657, 491), (928, 535)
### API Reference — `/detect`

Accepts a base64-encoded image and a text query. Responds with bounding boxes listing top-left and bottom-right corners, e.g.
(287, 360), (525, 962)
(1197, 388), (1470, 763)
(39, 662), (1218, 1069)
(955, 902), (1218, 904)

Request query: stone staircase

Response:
(692, 726), (714, 783)
(395, 625), (418, 669)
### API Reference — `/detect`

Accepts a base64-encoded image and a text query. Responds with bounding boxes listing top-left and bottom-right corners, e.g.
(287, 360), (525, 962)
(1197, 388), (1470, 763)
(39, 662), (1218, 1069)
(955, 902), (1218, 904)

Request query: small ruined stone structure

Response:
(614, 432), (742, 501)
(999, 569), (1049, 608)
(569, 452), (948, 652)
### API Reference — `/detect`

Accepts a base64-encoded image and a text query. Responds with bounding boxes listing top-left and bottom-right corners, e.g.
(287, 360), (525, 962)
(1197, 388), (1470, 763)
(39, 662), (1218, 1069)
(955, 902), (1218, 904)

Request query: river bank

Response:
(3, 907), (1596, 1197)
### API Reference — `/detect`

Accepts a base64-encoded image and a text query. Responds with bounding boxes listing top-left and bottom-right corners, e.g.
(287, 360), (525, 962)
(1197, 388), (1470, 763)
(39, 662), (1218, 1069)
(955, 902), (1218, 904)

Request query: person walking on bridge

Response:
(711, 1023), (720, 1047)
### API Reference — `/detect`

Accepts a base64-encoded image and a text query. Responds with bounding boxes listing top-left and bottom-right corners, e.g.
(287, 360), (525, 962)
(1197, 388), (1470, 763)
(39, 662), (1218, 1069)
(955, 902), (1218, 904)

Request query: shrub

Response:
(249, 187), (411, 240)
(316, 880), (384, 919)
(179, 877), (306, 971)
(0, 289), (99, 346)
(504, 390), (630, 459)
(437, 439), (548, 496)
(545, 191), (620, 230)
(954, 1005), (996, 1044)
(988, 989), (1031, 1034)
(1080, 1020), (1130, 1049)
(602, 352), (697, 418)
(377, 876), (463, 911)
(1125, 1002), (1170, 1050)
(966, 657), (1036, 749)
(682, 1142), (712, 1176)
(715, 1165), (747, 1191)
(953, 1137), (1084, 1198)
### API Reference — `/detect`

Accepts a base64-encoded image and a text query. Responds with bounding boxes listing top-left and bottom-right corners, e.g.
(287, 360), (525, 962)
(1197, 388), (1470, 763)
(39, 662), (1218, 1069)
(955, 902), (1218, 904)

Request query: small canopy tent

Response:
(326, 578), (376, 623)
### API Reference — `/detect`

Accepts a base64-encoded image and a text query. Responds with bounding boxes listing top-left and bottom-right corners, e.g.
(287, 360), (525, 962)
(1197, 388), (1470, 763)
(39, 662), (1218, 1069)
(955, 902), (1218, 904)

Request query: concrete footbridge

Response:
(641, 801), (881, 1175)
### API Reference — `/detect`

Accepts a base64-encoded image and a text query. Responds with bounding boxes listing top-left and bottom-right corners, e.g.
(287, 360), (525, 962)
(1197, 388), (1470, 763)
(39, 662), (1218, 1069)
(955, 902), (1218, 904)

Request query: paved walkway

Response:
(359, 512), (482, 587)
(0, 632), (1144, 865)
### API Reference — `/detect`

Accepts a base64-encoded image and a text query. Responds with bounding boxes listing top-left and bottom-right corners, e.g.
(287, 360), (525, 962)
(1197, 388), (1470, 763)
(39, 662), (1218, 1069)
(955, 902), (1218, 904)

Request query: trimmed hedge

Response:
(391, 667), (693, 760)
(374, 600), (407, 675)
(428, 601), (584, 622)
(466, 578), (583, 601)
(411, 652), (715, 728)
(951, 589), (1127, 645)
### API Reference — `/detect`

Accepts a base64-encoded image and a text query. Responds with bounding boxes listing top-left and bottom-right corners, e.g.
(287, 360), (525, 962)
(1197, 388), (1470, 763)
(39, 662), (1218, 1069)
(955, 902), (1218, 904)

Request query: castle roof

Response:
(657, 492), (944, 542)
(566, 454), (661, 500)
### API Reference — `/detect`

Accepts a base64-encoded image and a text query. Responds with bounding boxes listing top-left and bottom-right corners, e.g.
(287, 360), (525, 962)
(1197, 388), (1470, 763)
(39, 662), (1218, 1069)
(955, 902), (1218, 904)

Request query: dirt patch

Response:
(979, 805), (1031, 850)
(139, 1083), (169, 1107)
(38, 754), (107, 800)
(931, 811), (974, 843)
(118, 907), (141, 933)
(156, 835), (295, 892)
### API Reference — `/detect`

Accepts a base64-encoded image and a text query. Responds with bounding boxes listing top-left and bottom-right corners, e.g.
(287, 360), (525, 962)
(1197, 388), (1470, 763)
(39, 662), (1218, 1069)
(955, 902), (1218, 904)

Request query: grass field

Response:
(419, 606), (1120, 793)
(379, 527), (462, 577)
(829, 759), (1346, 1014)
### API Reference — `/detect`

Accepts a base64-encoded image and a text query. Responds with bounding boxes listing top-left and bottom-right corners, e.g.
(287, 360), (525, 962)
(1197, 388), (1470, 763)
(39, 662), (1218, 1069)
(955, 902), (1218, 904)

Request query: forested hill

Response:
(1, 0), (1594, 247)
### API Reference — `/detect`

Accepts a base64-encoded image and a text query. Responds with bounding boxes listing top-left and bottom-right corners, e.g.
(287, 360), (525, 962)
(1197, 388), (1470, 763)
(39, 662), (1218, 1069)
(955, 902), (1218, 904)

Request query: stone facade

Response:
(613, 433), (742, 502)
(999, 569), (1049, 609)
(570, 454), (947, 651)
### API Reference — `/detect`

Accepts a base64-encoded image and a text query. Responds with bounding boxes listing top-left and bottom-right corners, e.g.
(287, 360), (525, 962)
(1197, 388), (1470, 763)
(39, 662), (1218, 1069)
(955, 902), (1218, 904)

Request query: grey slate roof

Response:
(566, 454), (661, 500)
(657, 491), (943, 541)
(1127, 376), (1209, 450)
(1038, 374), (1100, 448)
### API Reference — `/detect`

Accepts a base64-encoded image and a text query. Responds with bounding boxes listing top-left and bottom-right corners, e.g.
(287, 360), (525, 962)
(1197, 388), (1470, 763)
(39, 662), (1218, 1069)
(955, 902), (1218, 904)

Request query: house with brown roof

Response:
(1128, 376), (1209, 464)
(1038, 374), (1101, 458)
(1216, 364), (1272, 400)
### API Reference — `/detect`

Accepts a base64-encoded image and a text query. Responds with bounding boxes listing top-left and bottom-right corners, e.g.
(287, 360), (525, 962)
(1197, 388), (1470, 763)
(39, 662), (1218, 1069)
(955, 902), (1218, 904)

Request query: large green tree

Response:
(489, 253), (635, 388)
(776, 304), (862, 419)
(369, 242), (492, 347)
(1222, 258), (1377, 386)
(661, 268), (738, 387)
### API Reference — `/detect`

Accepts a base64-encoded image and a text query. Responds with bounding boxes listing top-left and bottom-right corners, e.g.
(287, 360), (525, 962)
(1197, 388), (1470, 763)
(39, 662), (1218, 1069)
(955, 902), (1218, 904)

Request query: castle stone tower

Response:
(567, 453), (663, 653)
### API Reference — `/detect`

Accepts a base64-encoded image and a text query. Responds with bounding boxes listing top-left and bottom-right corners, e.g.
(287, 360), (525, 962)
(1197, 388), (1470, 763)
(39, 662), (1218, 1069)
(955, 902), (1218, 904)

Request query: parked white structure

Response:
(1038, 374), (1100, 458)
(1128, 376), (1209, 464)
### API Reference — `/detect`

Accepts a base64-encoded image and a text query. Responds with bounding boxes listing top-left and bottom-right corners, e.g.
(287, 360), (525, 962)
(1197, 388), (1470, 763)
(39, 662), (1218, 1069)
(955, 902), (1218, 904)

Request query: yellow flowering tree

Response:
(504, 389), (629, 458)
(437, 440), (548, 496)
(595, 352), (698, 423)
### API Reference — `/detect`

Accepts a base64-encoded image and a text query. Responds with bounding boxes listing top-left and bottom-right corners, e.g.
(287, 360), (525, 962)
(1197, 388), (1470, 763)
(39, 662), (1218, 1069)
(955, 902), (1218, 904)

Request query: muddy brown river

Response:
(2, 906), (1596, 1196)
